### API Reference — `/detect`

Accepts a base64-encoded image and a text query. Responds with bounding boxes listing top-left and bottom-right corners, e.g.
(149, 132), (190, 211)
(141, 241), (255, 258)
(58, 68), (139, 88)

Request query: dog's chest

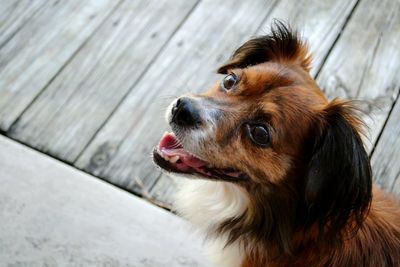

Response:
(174, 179), (249, 267)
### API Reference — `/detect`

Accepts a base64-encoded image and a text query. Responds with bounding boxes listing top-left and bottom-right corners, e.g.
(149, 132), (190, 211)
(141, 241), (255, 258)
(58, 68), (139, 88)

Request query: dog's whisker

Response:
(169, 142), (182, 149)
(158, 94), (179, 101)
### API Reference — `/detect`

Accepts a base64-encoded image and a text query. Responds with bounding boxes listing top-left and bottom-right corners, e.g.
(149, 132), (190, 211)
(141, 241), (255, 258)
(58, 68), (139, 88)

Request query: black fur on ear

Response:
(305, 99), (372, 240)
(217, 20), (311, 74)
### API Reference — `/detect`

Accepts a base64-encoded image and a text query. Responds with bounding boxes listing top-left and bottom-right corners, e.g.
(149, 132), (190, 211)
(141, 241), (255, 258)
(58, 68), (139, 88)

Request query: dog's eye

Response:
(221, 74), (238, 91)
(246, 124), (270, 147)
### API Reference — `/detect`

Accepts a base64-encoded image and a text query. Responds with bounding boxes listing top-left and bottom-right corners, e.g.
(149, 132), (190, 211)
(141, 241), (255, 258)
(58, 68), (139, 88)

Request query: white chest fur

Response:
(174, 179), (249, 267)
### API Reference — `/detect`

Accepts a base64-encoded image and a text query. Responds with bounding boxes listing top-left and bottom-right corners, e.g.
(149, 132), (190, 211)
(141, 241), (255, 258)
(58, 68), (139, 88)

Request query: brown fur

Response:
(171, 22), (400, 266)
(241, 188), (400, 267)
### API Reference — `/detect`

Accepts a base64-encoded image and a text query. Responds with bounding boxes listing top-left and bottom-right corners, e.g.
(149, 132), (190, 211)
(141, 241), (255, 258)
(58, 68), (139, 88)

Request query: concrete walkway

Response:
(0, 136), (210, 267)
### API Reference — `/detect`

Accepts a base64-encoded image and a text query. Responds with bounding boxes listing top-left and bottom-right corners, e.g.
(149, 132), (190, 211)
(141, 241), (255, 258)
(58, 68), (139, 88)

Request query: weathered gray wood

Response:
(0, 0), (121, 130)
(8, 0), (199, 162)
(258, 0), (358, 76)
(0, 135), (210, 267)
(75, 0), (277, 200)
(150, 174), (181, 209)
(0, 0), (46, 47)
(371, 96), (400, 194)
(393, 176), (400, 196)
(316, 0), (400, 152)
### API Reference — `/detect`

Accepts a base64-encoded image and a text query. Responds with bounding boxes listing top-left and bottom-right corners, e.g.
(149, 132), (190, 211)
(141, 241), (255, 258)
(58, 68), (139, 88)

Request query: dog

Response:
(153, 22), (400, 267)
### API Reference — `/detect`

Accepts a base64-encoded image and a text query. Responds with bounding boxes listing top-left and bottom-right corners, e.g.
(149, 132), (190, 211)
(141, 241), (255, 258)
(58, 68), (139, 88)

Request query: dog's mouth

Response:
(153, 132), (249, 182)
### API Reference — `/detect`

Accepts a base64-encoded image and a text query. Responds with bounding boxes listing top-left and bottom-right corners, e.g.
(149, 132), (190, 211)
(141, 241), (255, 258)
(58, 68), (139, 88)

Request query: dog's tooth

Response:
(160, 153), (169, 161)
(169, 155), (180, 163)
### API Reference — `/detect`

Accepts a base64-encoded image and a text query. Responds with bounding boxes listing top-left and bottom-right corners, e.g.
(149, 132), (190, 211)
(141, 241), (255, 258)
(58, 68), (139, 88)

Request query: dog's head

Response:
(153, 22), (372, 253)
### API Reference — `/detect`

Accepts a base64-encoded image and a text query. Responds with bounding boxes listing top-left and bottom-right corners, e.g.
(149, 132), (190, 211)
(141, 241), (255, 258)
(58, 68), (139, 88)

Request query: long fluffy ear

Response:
(217, 20), (311, 74)
(305, 100), (372, 239)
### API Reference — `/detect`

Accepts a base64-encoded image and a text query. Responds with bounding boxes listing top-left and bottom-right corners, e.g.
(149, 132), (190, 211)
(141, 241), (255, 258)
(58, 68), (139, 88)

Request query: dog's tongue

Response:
(158, 132), (181, 150)
(158, 132), (207, 168)
(157, 132), (247, 181)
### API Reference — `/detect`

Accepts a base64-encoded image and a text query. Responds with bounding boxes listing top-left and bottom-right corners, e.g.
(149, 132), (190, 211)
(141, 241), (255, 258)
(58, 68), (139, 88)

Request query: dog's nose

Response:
(171, 97), (201, 127)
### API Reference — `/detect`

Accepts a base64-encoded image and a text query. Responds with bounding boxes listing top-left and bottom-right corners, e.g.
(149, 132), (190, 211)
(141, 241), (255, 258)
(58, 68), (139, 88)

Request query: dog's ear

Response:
(305, 100), (372, 238)
(217, 20), (311, 74)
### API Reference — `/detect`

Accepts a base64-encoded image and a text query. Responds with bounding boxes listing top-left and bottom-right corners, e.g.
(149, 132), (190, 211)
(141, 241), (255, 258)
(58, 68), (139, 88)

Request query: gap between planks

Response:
(8, 0), (125, 135)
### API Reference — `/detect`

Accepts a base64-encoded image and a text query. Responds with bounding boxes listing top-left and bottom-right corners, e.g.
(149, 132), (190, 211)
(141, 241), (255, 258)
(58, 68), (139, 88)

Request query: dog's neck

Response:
(174, 177), (346, 266)
(176, 178), (399, 267)
(175, 179), (249, 234)
(174, 178), (302, 266)
(175, 179), (248, 267)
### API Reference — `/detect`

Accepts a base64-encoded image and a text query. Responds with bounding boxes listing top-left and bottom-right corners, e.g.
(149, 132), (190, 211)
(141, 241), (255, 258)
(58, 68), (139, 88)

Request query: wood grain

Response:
(75, 0), (276, 198)
(393, 176), (400, 196)
(316, 0), (400, 152)
(8, 0), (199, 162)
(149, 174), (181, 209)
(0, 0), (121, 130)
(0, 0), (46, 47)
(371, 95), (400, 194)
(258, 0), (357, 76)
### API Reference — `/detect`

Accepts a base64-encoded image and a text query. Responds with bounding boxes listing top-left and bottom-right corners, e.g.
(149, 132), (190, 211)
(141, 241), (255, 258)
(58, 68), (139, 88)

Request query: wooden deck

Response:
(1, 0), (399, 209)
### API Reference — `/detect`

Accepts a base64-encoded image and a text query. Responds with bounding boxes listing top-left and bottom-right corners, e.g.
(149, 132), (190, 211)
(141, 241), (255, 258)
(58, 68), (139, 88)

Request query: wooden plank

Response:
(0, 135), (210, 267)
(8, 0), (199, 162)
(150, 174), (181, 209)
(316, 0), (400, 152)
(257, 0), (358, 76)
(393, 177), (400, 196)
(0, 0), (121, 130)
(0, 0), (46, 47)
(150, 0), (361, 207)
(75, 0), (277, 198)
(371, 96), (400, 194)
